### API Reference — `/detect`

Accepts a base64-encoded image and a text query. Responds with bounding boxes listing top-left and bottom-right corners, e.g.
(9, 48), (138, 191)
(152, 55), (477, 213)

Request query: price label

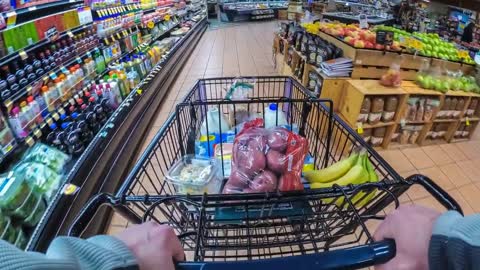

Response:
(358, 14), (368, 29)
(356, 123), (364, 134)
(28, 6), (37, 11)
(43, 76), (48, 82)
(19, 50), (28, 60)
(111, 35), (116, 41)
(466, 117), (471, 126)
(67, 31), (74, 38)
(164, 14), (171, 21)
(147, 21), (155, 29)
(62, 184), (80, 195)
(376, 30), (394, 46)
(86, 51), (92, 57)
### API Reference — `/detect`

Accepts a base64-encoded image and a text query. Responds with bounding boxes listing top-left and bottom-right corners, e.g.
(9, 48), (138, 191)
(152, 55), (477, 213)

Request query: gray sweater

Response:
(0, 211), (477, 270)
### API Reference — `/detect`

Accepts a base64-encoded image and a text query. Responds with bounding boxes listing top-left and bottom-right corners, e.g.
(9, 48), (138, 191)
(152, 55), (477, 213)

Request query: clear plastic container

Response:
(165, 155), (221, 195)
(264, 103), (288, 128)
(1, 218), (18, 244)
(23, 197), (46, 227)
(0, 172), (33, 216)
(14, 229), (27, 249)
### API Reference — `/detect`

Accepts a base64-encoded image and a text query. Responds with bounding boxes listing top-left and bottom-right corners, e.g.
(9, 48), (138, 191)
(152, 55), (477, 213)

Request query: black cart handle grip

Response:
(406, 174), (463, 214)
(176, 239), (395, 270)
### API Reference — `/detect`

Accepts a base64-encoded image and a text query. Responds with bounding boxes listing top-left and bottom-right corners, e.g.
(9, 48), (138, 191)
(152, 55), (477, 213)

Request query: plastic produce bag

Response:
(223, 119), (308, 194)
(224, 78), (256, 126)
(380, 62), (402, 87)
(0, 171), (41, 220)
(14, 162), (62, 201)
(21, 143), (70, 173)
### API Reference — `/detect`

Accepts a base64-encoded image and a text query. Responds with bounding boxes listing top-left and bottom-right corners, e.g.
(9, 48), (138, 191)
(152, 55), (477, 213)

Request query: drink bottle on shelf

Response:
(2, 65), (19, 95)
(12, 61), (27, 88)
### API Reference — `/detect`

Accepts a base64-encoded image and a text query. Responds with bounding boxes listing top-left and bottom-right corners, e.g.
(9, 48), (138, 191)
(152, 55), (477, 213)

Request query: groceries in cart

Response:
(304, 150), (379, 207)
(165, 155), (222, 195)
(223, 118), (308, 194)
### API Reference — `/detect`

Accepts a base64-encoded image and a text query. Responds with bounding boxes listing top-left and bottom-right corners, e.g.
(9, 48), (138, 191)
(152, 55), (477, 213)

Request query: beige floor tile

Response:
(439, 163), (471, 188)
(458, 183), (480, 212)
(414, 196), (448, 213)
(421, 145), (454, 166)
(378, 150), (415, 173)
(454, 141), (480, 160)
(448, 189), (475, 216)
(110, 213), (128, 227)
(456, 160), (480, 183)
(439, 143), (468, 162)
(107, 225), (126, 235)
(418, 167), (455, 191)
(401, 148), (435, 170)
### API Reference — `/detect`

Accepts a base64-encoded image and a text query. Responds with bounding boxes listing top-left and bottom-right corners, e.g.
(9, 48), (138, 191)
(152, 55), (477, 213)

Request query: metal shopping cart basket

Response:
(69, 77), (462, 270)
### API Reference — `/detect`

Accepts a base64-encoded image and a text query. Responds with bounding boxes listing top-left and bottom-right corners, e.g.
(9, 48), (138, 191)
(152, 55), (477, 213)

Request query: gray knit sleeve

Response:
(0, 235), (138, 270)
(429, 211), (480, 270)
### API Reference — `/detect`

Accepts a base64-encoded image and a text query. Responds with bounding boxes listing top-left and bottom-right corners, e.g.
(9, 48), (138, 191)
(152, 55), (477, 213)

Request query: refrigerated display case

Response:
(219, 0), (287, 22)
(0, 0), (208, 252)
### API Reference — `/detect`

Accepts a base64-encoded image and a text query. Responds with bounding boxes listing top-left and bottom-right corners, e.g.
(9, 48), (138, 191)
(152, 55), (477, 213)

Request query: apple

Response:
(366, 33), (376, 43)
(347, 38), (357, 46)
(375, 44), (385, 50)
(354, 40), (365, 48)
(365, 42), (374, 49)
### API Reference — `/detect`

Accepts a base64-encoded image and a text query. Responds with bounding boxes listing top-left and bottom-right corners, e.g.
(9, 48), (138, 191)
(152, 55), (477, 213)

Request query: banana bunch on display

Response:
(304, 151), (379, 208)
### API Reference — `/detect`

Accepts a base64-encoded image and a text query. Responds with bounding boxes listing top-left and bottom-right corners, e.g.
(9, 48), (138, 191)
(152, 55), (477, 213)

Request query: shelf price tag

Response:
(466, 117), (471, 126)
(67, 31), (74, 38)
(62, 184), (80, 195)
(19, 50), (28, 60)
(356, 122), (364, 134)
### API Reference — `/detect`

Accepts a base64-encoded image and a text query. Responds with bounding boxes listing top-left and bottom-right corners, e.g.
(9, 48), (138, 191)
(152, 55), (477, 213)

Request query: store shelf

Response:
(26, 17), (208, 252)
(362, 121), (395, 129)
(0, 22), (93, 70)
(461, 117), (480, 122)
(434, 118), (458, 123)
(1, 0), (84, 26)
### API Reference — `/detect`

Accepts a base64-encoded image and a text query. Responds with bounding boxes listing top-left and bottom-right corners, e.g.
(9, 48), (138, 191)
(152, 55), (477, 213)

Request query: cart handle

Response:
(68, 193), (142, 237)
(176, 239), (395, 270)
(406, 174), (463, 215)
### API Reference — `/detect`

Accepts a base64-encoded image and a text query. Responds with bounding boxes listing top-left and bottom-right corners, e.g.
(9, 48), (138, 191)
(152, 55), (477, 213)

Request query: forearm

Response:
(429, 211), (480, 270)
(0, 235), (138, 270)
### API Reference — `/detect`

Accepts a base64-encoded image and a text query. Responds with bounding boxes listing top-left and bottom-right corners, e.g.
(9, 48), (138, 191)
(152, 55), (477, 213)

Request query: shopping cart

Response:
(69, 77), (462, 269)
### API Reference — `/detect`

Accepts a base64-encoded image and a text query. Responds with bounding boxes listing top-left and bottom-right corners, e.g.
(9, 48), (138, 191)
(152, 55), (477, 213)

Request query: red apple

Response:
(354, 40), (365, 48)
(375, 44), (385, 50)
(365, 42), (374, 49)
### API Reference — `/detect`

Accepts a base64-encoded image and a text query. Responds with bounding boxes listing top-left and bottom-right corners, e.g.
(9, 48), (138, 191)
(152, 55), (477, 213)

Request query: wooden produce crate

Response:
(351, 66), (417, 80)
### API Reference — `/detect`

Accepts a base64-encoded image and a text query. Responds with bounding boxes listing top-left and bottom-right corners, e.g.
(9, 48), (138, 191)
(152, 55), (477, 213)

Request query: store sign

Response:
(358, 14), (368, 29)
(376, 30), (394, 46)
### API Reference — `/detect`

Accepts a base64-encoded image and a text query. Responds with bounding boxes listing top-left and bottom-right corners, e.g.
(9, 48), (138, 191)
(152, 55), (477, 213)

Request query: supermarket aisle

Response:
(110, 21), (480, 236)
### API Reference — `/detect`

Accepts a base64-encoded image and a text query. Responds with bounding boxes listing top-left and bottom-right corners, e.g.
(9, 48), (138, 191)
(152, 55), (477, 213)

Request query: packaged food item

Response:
(361, 128), (372, 143)
(437, 97), (451, 119)
(23, 196), (46, 227)
(1, 218), (17, 244)
(436, 123), (448, 138)
(406, 98), (418, 122)
(409, 130), (420, 144)
(21, 143), (70, 173)
(379, 63), (402, 87)
(14, 229), (27, 250)
(224, 119), (307, 194)
(14, 162), (62, 201)
(391, 127), (400, 142)
(368, 97), (384, 125)
(463, 125), (471, 138)
(370, 127), (386, 147)
(424, 99), (440, 122)
(382, 96), (398, 122)
(165, 155), (221, 195)
(225, 79), (255, 126)
(0, 172), (41, 219)
(415, 99), (425, 122)
(449, 98), (458, 118)
(454, 123), (464, 138)
(466, 98), (478, 116)
(399, 129), (411, 144)
(214, 143), (233, 177)
(200, 107), (231, 136)
(264, 104), (288, 128)
(357, 97), (371, 123)
(453, 98), (465, 118)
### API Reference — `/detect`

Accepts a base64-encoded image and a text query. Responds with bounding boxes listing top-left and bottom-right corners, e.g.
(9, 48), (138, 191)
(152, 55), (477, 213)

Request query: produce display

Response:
(415, 74), (480, 94)
(436, 97), (468, 119)
(403, 96), (440, 122)
(301, 22), (475, 64)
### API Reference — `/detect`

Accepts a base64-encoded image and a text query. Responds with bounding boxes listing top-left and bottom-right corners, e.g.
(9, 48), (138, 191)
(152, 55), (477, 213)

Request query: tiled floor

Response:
(107, 20), (480, 263)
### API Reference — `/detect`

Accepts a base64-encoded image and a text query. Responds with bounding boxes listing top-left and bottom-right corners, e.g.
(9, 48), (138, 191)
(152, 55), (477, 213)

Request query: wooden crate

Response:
(339, 80), (407, 127)
(351, 66), (418, 80)
(430, 58), (475, 75)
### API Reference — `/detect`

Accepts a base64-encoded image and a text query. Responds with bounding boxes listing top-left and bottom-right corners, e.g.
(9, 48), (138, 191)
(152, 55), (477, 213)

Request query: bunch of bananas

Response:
(304, 152), (379, 208)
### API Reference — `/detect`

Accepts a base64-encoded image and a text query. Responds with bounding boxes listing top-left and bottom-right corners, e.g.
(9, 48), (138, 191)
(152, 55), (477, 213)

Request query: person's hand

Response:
(373, 205), (441, 270)
(115, 221), (184, 270)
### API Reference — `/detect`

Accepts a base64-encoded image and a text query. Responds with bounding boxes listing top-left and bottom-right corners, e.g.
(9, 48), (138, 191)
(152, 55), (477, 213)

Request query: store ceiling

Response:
(432, 0), (480, 11)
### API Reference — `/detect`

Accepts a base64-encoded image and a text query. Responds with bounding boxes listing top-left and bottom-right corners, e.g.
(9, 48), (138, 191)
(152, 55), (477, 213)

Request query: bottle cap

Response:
(69, 105), (75, 112)
(27, 96), (34, 103)
(50, 123), (57, 129)
(11, 107), (19, 114)
(54, 78), (60, 83)
(77, 98), (84, 105)
(75, 64), (80, 69)
(72, 112), (79, 119)
(81, 104), (87, 110)
(89, 97), (95, 102)
(85, 91), (91, 97)
(96, 90), (103, 96)
(60, 114), (67, 120)
(20, 101), (27, 107)
(61, 122), (70, 129)
(41, 110), (49, 118)
(41, 86), (48, 92)
(269, 104), (278, 111)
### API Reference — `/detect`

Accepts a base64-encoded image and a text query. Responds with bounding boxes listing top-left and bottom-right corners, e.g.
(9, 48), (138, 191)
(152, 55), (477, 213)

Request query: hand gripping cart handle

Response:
(68, 174), (462, 270)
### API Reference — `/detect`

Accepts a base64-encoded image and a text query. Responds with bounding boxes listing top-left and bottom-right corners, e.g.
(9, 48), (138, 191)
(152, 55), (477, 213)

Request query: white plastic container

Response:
(165, 155), (221, 195)
(264, 103), (288, 128)
(200, 107), (230, 136)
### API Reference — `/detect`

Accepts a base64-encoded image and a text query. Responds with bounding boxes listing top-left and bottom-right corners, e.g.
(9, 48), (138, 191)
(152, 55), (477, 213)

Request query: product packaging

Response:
(382, 96), (398, 122)
(224, 79), (256, 126)
(357, 97), (371, 123)
(223, 119), (308, 194)
(368, 97), (384, 125)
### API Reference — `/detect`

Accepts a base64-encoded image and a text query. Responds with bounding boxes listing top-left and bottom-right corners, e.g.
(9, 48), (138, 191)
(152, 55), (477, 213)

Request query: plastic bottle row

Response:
(0, 29), (99, 101)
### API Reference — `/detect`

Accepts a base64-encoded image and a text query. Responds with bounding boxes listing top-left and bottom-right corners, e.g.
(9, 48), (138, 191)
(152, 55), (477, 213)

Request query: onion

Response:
(250, 170), (278, 192)
(227, 169), (250, 189)
(235, 147), (266, 178)
(267, 129), (289, 152)
(266, 150), (287, 174)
